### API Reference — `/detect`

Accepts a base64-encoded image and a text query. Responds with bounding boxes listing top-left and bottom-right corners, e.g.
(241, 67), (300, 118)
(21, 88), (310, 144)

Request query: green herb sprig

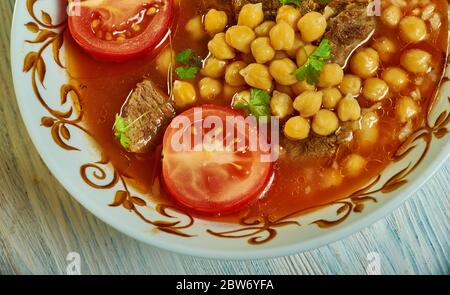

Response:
(114, 114), (131, 149)
(233, 88), (271, 118)
(175, 49), (202, 79)
(279, 0), (301, 6)
(293, 38), (332, 84)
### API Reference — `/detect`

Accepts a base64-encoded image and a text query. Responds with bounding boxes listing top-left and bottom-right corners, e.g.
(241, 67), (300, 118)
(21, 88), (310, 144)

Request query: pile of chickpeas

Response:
(167, 1), (436, 145)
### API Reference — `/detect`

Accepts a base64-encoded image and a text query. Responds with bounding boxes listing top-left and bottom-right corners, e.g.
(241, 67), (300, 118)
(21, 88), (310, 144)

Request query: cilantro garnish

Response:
(175, 66), (199, 79)
(279, 0), (301, 6)
(234, 88), (271, 118)
(293, 38), (332, 85)
(175, 49), (202, 79)
(114, 114), (131, 149)
(176, 49), (193, 63)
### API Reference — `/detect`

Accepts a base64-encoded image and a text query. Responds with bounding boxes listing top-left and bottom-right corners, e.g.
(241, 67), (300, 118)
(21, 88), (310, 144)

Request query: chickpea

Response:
(276, 83), (295, 97)
(270, 91), (294, 119)
(400, 49), (432, 74)
(297, 12), (327, 42)
(399, 16), (427, 43)
(255, 21), (276, 37)
(240, 63), (273, 90)
(396, 96), (420, 123)
(225, 25), (256, 53)
(251, 37), (276, 64)
(322, 87), (342, 109)
(270, 21), (295, 51)
(284, 116), (310, 140)
(319, 63), (344, 87)
(223, 84), (242, 102)
(293, 90), (323, 118)
(269, 58), (298, 86)
(360, 112), (379, 131)
(292, 80), (316, 95)
(382, 5), (402, 27)
(204, 9), (228, 35)
(337, 94), (361, 122)
(312, 109), (339, 136)
(357, 112), (379, 147)
(350, 48), (379, 79)
(372, 37), (397, 62)
(173, 81), (196, 108)
(296, 45), (317, 67)
(202, 57), (227, 78)
(322, 169), (343, 188)
(286, 33), (306, 58)
(382, 67), (409, 91)
(340, 74), (362, 96)
(199, 77), (222, 101)
(238, 3), (264, 29)
(276, 5), (301, 29)
(208, 33), (235, 60)
(232, 90), (251, 108)
(362, 78), (389, 102)
(155, 47), (175, 75)
(342, 154), (366, 177)
(225, 61), (247, 87)
(185, 16), (207, 40)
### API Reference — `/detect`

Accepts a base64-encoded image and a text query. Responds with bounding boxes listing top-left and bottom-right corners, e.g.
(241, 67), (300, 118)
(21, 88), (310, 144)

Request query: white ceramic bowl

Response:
(10, 0), (450, 259)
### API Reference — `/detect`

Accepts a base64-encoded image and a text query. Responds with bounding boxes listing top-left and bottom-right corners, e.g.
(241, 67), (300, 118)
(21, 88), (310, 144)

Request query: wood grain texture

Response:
(0, 0), (449, 275)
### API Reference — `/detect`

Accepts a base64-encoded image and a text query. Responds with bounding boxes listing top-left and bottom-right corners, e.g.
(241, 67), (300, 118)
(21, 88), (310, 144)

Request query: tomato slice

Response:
(68, 0), (174, 61)
(162, 105), (273, 216)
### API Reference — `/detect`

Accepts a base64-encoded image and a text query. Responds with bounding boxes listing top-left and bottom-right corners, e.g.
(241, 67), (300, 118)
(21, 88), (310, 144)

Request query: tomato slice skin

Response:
(162, 105), (273, 216)
(68, 0), (174, 62)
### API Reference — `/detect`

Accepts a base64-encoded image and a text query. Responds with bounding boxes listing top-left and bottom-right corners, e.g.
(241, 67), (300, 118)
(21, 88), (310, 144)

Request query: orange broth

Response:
(66, 0), (448, 222)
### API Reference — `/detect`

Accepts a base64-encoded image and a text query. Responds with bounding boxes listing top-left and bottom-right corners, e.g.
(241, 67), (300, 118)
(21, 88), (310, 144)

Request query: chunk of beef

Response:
(298, 0), (323, 15)
(325, 0), (376, 66)
(281, 135), (338, 160)
(121, 80), (176, 153)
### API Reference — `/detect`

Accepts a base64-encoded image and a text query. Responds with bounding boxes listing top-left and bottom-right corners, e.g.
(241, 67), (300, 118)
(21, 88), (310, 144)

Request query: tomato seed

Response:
(92, 19), (101, 29)
(147, 7), (157, 15)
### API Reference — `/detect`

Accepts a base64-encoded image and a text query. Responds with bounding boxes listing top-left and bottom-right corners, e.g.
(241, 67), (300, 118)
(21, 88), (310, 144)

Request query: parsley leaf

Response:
(176, 49), (193, 63)
(175, 49), (202, 79)
(293, 38), (332, 84)
(175, 66), (199, 79)
(114, 114), (131, 149)
(234, 88), (271, 118)
(279, 0), (301, 6)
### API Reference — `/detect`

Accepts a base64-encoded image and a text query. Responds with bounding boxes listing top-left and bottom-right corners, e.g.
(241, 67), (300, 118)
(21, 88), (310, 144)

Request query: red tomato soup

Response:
(65, 0), (448, 221)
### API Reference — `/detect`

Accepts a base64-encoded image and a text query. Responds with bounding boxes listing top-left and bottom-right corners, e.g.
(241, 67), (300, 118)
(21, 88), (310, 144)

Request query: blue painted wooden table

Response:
(0, 0), (448, 275)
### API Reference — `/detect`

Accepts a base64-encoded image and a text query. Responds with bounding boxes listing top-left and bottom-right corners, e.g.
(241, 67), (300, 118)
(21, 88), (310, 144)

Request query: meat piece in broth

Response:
(281, 135), (338, 160)
(325, 0), (376, 66)
(121, 80), (176, 153)
(298, 0), (324, 15)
